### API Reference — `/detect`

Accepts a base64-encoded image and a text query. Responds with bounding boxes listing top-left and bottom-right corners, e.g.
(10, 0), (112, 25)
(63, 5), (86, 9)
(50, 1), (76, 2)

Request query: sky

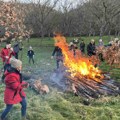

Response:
(3, 0), (81, 5)
(3, 0), (85, 10)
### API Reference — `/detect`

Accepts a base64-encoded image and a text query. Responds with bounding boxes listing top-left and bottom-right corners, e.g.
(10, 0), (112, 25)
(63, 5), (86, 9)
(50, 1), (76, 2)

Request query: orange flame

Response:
(54, 35), (104, 82)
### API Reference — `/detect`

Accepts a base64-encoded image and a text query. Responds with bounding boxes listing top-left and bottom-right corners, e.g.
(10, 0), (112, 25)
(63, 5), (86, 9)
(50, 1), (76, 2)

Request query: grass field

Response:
(0, 36), (120, 120)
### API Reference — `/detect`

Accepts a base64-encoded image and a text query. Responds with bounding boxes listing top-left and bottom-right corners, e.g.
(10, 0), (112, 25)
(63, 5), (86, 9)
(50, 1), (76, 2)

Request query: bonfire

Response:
(54, 35), (120, 99)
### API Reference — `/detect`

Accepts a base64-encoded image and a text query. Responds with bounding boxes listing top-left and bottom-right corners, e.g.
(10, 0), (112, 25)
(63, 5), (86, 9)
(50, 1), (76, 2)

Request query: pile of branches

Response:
(0, 1), (32, 42)
(29, 79), (49, 94)
(97, 42), (120, 68)
(66, 74), (120, 99)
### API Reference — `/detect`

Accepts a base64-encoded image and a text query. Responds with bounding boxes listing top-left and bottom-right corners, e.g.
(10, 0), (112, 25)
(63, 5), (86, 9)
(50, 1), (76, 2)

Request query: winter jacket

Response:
(4, 67), (27, 104)
(87, 43), (96, 56)
(52, 46), (63, 60)
(98, 42), (104, 47)
(27, 50), (34, 58)
(0, 48), (15, 63)
(13, 43), (20, 53)
(80, 42), (85, 53)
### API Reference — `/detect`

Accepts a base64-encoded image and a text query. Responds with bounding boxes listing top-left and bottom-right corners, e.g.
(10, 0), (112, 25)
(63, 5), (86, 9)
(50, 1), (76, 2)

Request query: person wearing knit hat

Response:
(1, 57), (29, 120)
(98, 39), (104, 46)
(27, 46), (35, 64)
(10, 57), (22, 69)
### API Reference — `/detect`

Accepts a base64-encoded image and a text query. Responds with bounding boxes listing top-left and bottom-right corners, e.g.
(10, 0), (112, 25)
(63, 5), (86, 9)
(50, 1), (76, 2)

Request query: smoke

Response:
(50, 66), (68, 91)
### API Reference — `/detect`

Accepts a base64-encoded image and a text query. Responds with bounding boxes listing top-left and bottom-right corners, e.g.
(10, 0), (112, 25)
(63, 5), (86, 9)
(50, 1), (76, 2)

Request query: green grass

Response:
(0, 36), (120, 120)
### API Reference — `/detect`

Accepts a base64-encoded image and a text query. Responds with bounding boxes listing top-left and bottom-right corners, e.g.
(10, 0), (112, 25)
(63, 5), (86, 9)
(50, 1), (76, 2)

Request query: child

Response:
(0, 58), (29, 120)
(0, 41), (15, 72)
(27, 46), (35, 64)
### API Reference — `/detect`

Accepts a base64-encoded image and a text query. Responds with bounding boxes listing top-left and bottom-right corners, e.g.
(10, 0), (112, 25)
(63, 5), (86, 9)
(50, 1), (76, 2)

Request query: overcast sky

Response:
(3, 0), (82, 5)
(3, 0), (85, 9)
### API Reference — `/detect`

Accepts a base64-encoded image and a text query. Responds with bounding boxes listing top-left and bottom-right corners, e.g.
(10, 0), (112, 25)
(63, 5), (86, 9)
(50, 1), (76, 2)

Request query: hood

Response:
(4, 67), (22, 83)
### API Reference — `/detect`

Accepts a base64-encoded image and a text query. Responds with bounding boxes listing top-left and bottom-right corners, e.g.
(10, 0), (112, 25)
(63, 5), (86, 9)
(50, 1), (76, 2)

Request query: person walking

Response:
(0, 58), (29, 120)
(51, 46), (63, 69)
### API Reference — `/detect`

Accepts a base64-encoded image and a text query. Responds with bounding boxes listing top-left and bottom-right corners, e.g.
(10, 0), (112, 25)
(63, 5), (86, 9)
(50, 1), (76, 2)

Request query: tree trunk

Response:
(99, 25), (104, 38)
(108, 30), (111, 37)
(118, 32), (120, 36)
(93, 31), (95, 36)
(115, 31), (118, 37)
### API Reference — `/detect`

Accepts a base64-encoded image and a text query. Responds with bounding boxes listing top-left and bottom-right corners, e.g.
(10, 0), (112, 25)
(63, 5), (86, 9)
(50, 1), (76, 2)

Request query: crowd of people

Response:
(51, 37), (120, 69)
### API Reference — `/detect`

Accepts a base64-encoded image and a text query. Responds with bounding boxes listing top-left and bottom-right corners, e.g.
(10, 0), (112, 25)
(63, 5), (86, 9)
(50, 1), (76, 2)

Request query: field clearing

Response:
(0, 36), (120, 120)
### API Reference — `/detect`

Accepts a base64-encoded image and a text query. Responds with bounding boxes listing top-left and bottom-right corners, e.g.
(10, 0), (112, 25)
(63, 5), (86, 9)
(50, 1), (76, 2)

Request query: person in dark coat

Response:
(97, 39), (104, 61)
(13, 41), (21, 59)
(0, 58), (29, 120)
(0, 42), (15, 72)
(87, 39), (96, 56)
(69, 42), (78, 56)
(27, 46), (35, 64)
(51, 46), (63, 69)
(80, 40), (85, 53)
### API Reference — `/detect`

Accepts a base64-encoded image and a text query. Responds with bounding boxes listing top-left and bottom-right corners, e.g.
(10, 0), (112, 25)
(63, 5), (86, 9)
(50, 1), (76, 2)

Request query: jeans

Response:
(15, 52), (19, 59)
(29, 57), (34, 64)
(1, 97), (27, 119)
(4, 64), (11, 72)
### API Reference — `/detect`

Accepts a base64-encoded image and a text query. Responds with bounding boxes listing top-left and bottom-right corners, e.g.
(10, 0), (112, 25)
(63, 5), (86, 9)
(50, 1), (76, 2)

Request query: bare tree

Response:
(88, 0), (120, 37)
(25, 0), (59, 38)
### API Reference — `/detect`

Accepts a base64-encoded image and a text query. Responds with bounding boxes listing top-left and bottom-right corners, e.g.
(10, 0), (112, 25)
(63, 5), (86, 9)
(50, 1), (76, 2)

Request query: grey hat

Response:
(10, 58), (22, 68)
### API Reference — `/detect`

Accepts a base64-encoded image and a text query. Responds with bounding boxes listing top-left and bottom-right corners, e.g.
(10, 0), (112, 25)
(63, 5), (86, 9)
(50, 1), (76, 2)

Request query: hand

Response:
(10, 48), (13, 51)
(26, 83), (29, 88)
(22, 83), (29, 88)
(51, 56), (54, 59)
(5, 56), (9, 59)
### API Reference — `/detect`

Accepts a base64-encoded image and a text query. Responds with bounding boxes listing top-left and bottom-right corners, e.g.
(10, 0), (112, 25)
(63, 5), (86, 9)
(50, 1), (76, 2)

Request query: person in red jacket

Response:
(0, 42), (15, 72)
(0, 58), (29, 120)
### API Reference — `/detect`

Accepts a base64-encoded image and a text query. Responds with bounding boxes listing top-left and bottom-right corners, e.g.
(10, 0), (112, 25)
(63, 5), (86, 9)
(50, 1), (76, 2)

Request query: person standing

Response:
(69, 42), (79, 56)
(51, 46), (63, 69)
(87, 39), (96, 56)
(98, 39), (104, 46)
(13, 41), (21, 59)
(27, 46), (35, 64)
(80, 40), (85, 53)
(73, 38), (79, 45)
(98, 39), (104, 61)
(0, 58), (29, 120)
(0, 42), (15, 72)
